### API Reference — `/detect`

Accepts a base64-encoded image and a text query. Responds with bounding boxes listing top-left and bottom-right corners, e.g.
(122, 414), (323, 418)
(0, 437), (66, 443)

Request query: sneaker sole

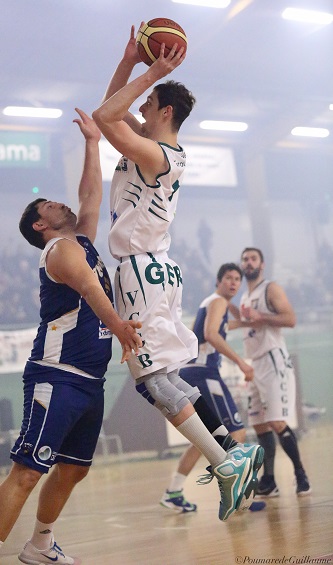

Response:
(18, 553), (81, 565)
(256, 488), (280, 498)
(297, 488), (312, 497)
(160, 501), (185, 513)
(237, 446), (265, 511)
(236, 477), (258, 511)
(159, 501), (197, 513)
(234, 461), (254, 513)
(19, 554), (50, 565)
(215, 459), (252, 521)
(252, 446), (265, 473)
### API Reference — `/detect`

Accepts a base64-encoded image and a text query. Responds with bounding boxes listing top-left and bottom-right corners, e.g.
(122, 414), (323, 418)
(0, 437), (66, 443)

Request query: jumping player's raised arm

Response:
(101, 24), (144, 135)
(93, 40), (186, 182)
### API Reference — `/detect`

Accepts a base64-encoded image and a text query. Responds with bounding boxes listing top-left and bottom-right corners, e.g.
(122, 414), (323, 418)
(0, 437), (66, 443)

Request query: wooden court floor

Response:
(1, 424), (332, 565)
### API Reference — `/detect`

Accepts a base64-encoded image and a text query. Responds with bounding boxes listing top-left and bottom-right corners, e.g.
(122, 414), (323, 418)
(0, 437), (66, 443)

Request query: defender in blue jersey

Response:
(0, 109), (141, 565)
(93, 26), (263, 522)
(161, 264), (265, 513)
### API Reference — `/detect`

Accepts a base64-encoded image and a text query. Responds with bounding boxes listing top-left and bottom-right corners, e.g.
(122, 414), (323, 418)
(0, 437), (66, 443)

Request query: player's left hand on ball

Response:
(123, 24), (143, 64)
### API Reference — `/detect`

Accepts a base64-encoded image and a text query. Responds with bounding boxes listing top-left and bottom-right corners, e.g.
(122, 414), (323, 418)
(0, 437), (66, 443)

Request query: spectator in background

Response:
(0, 248), (40, 326)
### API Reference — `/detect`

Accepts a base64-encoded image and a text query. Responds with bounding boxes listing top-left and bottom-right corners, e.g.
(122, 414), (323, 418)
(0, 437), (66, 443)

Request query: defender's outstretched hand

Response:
(73, 108), (101, 143)
(238, 359), (254, 382)
(116, 320), (143, 363)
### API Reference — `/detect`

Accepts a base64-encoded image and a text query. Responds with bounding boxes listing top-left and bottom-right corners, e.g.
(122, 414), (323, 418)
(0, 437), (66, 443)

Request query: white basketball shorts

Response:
(248, 347), (296, 425)
(114, 252), (198, 380)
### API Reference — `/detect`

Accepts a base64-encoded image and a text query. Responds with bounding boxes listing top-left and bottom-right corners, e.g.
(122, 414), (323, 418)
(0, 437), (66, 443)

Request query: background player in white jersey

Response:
(230, 247), (311, 497)
(0, 109), (142, 565)
(92, 25), (262, 521)
(161, 263), (265, 513)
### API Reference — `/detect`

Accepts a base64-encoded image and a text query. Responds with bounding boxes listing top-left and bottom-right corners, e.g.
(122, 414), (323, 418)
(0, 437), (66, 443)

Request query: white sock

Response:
(30, 519), (54, 550)
(168, 471), (187, 492)
(176, 413), (226, 467)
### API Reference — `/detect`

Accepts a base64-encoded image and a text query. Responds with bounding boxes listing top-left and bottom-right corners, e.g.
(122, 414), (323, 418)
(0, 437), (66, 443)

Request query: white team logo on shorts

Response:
(234, 411), (242, 424)
(38, 446), (52, 461)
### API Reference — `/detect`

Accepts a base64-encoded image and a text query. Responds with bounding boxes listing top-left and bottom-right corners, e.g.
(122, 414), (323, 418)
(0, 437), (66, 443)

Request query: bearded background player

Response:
(230, 247), (311, 498)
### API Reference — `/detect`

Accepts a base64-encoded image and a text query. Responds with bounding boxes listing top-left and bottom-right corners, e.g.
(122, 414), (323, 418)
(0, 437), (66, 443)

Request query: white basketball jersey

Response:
(108, 142), (186, 259)
(240, 279), (287, 360)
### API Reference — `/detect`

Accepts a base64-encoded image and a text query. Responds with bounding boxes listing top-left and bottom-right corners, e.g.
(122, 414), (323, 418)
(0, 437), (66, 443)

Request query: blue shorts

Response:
(10, 368), (105, 473)
(179, 365), (244, 432)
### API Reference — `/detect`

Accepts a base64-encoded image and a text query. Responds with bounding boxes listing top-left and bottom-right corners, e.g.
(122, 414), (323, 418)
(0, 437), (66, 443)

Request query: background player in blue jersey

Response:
(0, 109), (142, 565)
(92, 26), (263, 522)
(161, 263), (265, 513)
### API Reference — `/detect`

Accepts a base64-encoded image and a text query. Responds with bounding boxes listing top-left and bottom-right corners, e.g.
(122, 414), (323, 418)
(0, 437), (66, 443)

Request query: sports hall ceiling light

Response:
(329, 104), (333, 111)
(282, 8), (333, 25)
(3, 107), (63, 118)
(172, 0), (231, 8)
(200, 120), (248, 132)
(291, 127), (330, 138)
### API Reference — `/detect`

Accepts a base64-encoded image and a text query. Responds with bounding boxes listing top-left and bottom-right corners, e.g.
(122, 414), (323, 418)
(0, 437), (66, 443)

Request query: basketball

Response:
(136, 18), (187, 67)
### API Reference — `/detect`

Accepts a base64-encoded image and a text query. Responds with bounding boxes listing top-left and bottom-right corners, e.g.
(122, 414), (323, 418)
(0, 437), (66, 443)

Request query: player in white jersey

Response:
(0, 110), (141, 565)
(92, 25), (262, 521)
(230, 247), (311, 498)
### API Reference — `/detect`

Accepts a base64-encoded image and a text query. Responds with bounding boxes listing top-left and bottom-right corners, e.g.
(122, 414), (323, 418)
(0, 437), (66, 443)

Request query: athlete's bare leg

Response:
(36, 462), (89, 523)
(0, 462), (41, 541)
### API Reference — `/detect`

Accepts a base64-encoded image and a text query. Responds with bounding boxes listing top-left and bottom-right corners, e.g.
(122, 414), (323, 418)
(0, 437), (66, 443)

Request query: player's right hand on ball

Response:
(151, 42), (186, 78)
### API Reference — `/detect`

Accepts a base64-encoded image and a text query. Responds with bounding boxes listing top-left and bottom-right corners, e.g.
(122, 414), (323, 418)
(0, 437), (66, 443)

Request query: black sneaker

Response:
(295, 469), (312, 496)
(256, 475), (279, 497)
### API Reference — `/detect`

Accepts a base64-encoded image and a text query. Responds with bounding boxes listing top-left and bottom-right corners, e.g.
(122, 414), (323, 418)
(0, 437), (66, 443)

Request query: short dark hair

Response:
(154, 80), (196, 131)
(19, 198), (47, 249)
(216, 262), (243, 283)
(241, 247), (264, 262)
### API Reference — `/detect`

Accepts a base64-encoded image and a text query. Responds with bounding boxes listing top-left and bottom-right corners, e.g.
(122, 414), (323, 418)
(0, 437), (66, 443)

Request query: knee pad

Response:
(168, 370), (201, 405)
(136, 372), (190, 417)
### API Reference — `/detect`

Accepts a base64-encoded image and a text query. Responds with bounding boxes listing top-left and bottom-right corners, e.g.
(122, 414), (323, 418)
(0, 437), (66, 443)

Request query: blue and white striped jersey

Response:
(29, 235), (113, 380)
(191, 292), (228, 369)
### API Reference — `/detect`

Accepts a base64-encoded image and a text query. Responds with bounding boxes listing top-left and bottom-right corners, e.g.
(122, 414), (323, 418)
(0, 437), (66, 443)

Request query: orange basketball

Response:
(136, 18), (187, 67)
